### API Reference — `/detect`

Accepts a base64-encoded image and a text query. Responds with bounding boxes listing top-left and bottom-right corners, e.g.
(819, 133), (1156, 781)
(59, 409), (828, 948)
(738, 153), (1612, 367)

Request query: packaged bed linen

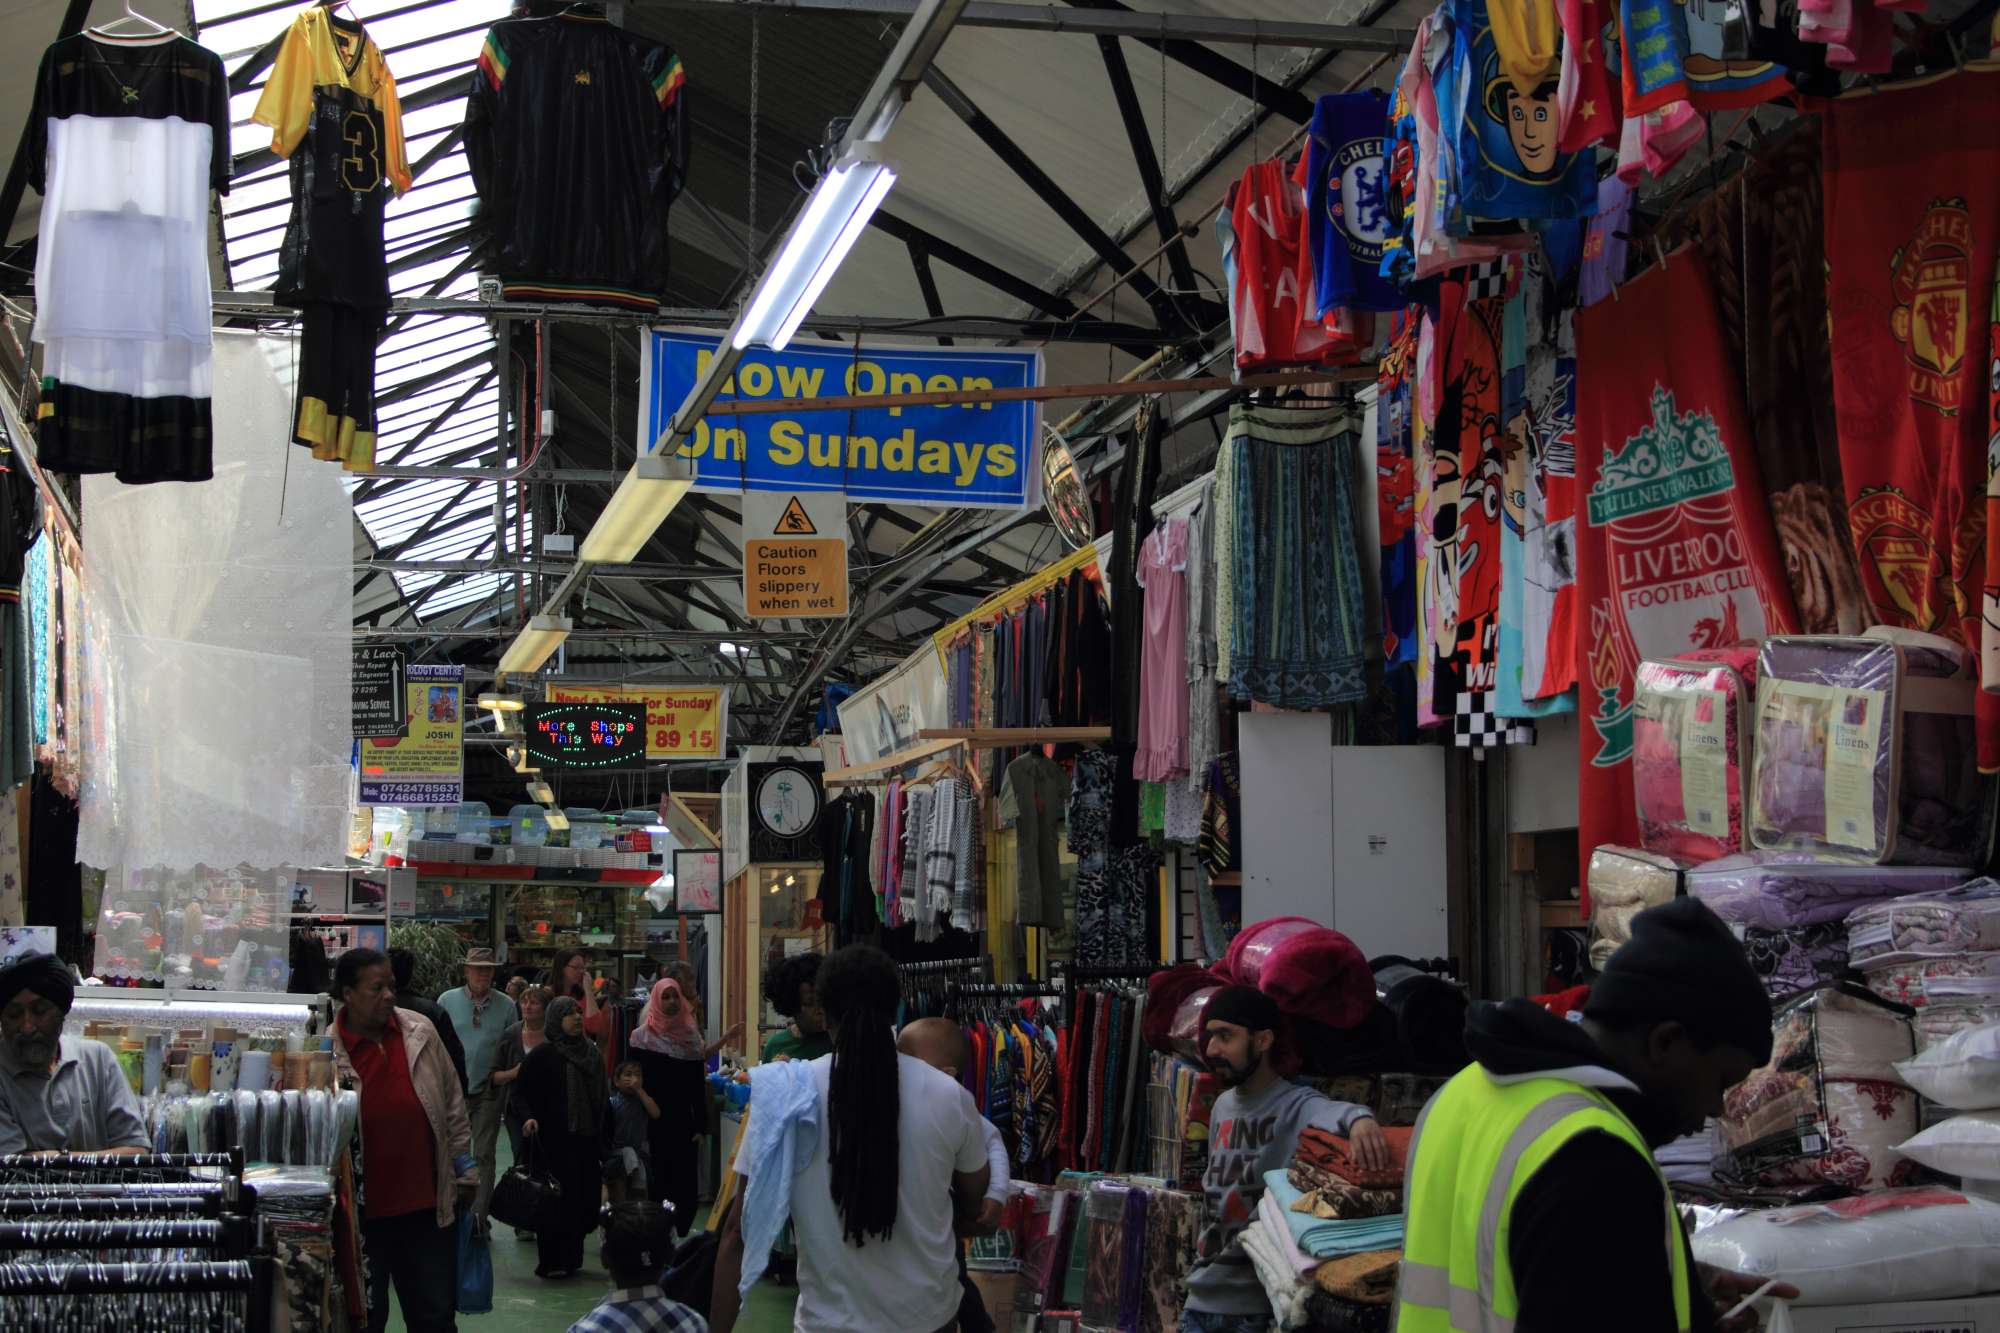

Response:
(1633, 648), (1759, 861)
(1860, 951), (2000, 1010)
(1691, 1188), (2000, 1306)
(1750, 630), (1990, 865)
(1586, 846), (1689, 970)
(1848, 878), (2000, 967)
(1717, 983), (1918, 1190)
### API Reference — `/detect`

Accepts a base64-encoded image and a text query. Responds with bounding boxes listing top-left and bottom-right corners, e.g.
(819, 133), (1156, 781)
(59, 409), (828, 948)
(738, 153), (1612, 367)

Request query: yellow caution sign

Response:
(774, 495), (818, 535)
(742, 490), (848, 620)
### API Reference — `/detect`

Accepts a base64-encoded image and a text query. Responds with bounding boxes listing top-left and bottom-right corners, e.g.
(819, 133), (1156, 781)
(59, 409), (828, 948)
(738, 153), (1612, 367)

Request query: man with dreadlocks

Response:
(710, 945), (989, 1332)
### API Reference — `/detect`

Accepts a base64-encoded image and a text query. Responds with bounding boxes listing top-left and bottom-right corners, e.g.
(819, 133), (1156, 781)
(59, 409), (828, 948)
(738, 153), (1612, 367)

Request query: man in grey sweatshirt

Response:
(1181, 985), (1390, 1333)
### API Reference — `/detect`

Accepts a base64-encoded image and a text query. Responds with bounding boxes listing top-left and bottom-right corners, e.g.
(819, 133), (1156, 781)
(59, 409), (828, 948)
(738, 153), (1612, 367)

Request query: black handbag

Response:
(490, 1136), (562, 1232)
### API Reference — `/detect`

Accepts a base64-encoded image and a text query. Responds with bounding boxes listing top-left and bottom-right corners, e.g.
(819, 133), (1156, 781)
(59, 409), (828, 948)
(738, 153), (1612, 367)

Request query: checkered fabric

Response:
(1453, 689), (1536, 748)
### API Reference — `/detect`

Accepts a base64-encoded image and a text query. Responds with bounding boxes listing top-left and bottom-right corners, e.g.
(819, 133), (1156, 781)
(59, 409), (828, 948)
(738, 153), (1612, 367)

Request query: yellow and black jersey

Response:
(463, 8), (689, 310)
(252, 7), (410, 308)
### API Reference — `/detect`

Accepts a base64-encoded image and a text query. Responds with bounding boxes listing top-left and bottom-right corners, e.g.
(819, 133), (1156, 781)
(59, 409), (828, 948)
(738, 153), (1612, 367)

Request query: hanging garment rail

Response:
(0, 1151), (242, 1175)
(917, 727), (1111, 747)
(0, 1218), (250, 1252)
(0, 1257), (258, 1294)
(897, 956), (993, 977)
(824, 736), (967, 786)
(0, 1183), (233, 1200)
(0, 1194), (228, 1218)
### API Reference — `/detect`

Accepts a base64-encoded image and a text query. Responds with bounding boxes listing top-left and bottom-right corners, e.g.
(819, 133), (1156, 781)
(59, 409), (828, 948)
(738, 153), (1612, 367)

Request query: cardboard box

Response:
(1785, 1296), (2000, 1332)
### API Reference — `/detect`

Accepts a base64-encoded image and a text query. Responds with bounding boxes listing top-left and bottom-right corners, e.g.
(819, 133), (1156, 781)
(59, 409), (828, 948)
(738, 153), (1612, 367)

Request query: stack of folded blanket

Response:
(1300, 1249), (1400, 1332)
(1287, 1126), (1413, 1220)
(1264, 1170), (1405, 1258)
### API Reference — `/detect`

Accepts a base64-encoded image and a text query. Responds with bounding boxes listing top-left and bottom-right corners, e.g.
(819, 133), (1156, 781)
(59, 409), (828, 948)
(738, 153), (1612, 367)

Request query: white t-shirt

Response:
(790, 1052), (986, 1333)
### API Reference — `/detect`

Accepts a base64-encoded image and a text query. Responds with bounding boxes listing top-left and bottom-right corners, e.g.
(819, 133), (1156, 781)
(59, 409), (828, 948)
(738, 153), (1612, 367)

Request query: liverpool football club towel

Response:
(1824, 70), (2000, 771)
(1574, 250), (1798, 903)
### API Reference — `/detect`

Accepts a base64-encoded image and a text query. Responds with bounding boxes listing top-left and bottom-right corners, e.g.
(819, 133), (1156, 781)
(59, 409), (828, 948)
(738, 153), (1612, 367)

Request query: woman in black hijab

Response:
(516, 994), (609, 1279)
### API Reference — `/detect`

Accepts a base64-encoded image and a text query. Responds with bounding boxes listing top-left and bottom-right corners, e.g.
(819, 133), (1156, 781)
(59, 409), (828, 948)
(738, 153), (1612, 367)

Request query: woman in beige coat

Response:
(330, 947), (476, 1333)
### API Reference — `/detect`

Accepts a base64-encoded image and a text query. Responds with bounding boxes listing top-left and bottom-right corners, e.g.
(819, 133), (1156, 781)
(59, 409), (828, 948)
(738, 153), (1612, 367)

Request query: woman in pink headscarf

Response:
(628, 972), (741, 1234)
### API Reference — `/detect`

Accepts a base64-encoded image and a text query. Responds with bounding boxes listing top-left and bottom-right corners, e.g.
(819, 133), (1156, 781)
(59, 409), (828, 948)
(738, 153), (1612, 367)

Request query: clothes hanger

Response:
(89, 0), (180, 39)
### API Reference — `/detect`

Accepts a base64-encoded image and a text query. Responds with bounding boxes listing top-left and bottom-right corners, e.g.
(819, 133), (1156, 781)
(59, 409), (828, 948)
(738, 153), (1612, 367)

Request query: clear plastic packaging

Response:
(1860, 951), (2000, 1009)
(1687, 852), (1965, 931)
(1690, 1188), (2000, 1306)
(1917, 1000), (2000, 1051)
(1168, 985), (1222, 1066)
(1717, 984), (1918, 1189)
(1750, 630), (1990, 865)
(1739, 923), (1852, 1000)
(1633, 648), (1759, 861)
(1586, 846), (1690, 970)
(1222, 917), (1320, 990)
(1895, 1022), (2000, 1110)
(1848, 879), (2000, 967)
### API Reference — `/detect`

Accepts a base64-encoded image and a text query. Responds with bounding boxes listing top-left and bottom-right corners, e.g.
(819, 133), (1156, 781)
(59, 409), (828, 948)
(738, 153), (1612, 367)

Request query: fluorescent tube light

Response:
(497, 615), (572, 676)
(577, 453), (694, 564)
(734, 144), (897, 352)
(478, 691), (526, 713)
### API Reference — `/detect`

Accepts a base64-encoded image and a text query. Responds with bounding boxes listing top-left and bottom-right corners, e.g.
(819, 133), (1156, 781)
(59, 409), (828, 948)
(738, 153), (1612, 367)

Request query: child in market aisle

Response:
(567, 1201), (706, 1333)
(608, 1060), (658, 1202)
(899, 1016), (1009, 1333)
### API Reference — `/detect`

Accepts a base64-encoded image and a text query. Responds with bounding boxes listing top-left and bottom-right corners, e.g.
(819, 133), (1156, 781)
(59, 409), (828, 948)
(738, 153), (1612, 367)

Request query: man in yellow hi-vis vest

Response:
(1395, 899), (1797, 1333)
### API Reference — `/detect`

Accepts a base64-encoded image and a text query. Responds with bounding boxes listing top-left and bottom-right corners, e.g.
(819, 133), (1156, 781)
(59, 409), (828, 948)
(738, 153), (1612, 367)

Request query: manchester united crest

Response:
(1849, 485), (1946, 628)
(1890, 197), (1973, 416)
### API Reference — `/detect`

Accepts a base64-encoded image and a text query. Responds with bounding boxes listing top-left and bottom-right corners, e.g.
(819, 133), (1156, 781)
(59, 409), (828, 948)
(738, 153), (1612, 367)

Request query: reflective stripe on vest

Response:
(1393, 1073), (1692, 1333)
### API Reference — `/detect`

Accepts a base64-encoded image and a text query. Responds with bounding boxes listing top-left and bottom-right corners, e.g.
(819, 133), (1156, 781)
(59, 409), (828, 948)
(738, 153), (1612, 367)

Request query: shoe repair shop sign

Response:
(638, 329), (1042, 507)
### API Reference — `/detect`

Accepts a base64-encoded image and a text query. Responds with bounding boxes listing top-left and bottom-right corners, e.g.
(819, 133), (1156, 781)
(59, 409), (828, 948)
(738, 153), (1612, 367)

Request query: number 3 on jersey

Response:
(341, 111), (383, 193)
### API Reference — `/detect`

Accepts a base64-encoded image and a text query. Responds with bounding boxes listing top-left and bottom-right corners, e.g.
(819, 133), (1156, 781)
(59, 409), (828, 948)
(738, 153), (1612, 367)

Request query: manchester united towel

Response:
(1824, 70), (2000, 771)
(1574, 251), (1797, 903)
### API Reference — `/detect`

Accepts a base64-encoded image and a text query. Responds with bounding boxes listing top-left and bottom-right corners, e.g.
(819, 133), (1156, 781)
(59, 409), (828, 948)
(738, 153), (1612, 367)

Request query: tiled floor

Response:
(382, 1140), (797, 1332)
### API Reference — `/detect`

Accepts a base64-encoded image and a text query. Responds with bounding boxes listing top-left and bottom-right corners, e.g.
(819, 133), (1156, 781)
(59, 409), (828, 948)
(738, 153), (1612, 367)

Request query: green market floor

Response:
(384, 1138), (797, 1333)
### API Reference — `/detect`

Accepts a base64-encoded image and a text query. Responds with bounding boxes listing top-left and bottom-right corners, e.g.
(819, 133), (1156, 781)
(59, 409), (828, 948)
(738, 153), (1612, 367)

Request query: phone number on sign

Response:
(654, 728), (717, 752)
(364, 783), (462, 804)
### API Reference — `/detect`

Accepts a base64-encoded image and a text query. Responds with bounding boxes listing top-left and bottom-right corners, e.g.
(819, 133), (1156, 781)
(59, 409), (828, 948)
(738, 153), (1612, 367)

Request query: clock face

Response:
(755, 767), (819, 838)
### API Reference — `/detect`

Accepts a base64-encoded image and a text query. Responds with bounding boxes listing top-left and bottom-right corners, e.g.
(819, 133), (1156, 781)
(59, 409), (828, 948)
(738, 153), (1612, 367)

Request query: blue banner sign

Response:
(639, 329), (1042, 508)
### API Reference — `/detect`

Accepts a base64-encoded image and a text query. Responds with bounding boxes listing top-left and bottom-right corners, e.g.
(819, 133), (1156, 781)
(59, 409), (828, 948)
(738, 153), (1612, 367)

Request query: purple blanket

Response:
(1688, 852), (1967, 930)
(1752, 634), (1990, 866)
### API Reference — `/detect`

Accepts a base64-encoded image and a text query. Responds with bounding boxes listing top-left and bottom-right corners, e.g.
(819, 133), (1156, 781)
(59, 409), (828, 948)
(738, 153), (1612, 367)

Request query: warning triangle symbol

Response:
(775, 496), (818, 535)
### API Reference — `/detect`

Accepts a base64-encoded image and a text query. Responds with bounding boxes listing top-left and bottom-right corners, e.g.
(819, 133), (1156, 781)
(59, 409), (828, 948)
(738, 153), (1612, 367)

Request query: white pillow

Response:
(1897, 1111), (2000, 1181)
(1894, 1022), (2000, 1110)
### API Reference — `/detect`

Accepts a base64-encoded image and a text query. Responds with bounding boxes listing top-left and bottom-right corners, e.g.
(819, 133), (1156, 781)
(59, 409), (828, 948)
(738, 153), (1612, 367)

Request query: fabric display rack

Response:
(53, 994), (356, 1330)
(0, 1150), (281, 1331)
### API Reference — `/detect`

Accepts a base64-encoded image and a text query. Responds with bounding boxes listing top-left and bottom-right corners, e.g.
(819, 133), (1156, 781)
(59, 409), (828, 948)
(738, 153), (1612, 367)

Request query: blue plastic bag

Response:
(456, 1211), (493, 1315)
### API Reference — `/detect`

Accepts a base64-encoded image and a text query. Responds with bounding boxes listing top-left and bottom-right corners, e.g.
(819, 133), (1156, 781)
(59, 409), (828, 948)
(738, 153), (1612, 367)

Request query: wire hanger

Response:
(90, 0), (179, 38)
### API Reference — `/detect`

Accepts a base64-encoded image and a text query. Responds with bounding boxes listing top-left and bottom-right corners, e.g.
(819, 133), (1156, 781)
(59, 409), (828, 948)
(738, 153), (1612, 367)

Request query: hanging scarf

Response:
(542, 996), (608, 1136)
(629, 978), (704, 1061)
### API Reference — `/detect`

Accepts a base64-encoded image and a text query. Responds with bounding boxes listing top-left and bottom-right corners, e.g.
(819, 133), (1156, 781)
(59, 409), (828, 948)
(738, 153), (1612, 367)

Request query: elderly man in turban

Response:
(0, 952), (147, 1155)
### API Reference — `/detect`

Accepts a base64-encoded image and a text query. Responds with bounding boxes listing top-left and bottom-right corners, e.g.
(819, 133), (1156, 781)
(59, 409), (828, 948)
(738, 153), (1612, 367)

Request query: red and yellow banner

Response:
(544, 684), (727, 760)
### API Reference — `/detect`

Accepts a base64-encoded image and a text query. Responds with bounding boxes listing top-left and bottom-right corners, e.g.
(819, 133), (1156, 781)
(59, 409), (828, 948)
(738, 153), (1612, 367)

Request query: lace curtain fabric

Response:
(78, 332), (353, 874)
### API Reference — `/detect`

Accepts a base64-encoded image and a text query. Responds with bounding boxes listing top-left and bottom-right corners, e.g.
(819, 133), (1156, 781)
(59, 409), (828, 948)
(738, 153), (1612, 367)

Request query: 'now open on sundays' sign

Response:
(638, 329), (1042, 508)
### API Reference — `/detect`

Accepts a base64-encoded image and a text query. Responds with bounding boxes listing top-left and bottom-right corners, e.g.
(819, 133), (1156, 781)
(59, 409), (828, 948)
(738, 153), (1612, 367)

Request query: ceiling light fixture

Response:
(497, 614), (572, 676)
(478, 690), (527, 713)
(526, 780), (555, 805)
(734, 143), (897, 352)
(543, 807), (570, 832)
(576, 452), (695, 564)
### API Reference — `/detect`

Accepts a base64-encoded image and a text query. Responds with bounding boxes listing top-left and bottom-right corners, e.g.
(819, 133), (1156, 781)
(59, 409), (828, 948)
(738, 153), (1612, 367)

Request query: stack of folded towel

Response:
(1286, 1126), (1413, 1220)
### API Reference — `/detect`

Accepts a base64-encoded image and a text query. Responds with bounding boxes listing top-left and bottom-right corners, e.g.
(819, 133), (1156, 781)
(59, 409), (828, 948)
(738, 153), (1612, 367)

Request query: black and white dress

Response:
(26, 31), (230, 484)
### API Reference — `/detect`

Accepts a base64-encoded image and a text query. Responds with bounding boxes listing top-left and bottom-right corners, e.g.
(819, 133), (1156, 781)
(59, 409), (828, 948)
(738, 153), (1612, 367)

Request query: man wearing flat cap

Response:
(1396, 898), (1796, 1333)
(0, 952), (147, 1155)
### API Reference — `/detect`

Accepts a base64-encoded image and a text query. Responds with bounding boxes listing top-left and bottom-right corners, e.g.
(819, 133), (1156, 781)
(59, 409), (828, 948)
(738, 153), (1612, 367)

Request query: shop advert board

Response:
(674, 848), (722, 914)
(357, 663), (465, 806)
(640, 328), (1042, 509)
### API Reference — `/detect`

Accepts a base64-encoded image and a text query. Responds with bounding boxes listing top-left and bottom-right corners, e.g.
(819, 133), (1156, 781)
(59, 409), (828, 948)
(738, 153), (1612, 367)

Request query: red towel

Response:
(1572, 251), (1798, 911)
(1823, 70), (2000, 771)
(1295, 1125), (1416, 1190)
